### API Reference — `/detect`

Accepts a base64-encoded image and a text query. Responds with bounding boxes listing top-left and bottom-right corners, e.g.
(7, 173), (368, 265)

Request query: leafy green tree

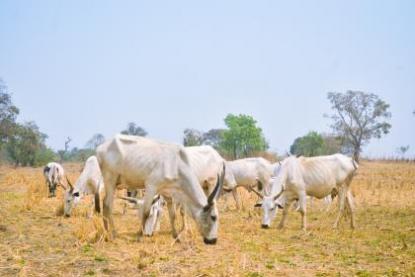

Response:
(0, 79), (19, 147)
(290, 131), (324, 157)
(326, 91), (391, 162)
(220, 114), (268, 159)
(290, 132), (343, 157)
(34, 147), (58, 166)
(183, 129), (203, 146)
(6, 122), (49, 166)
(121, 122), (147, 136)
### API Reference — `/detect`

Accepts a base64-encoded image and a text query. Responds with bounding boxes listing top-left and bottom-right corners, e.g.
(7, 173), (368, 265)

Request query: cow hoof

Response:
(261, 224), (270, 229)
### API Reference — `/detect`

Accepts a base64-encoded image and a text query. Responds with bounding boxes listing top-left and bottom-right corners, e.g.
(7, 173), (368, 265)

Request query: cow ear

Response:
(73, 192), (80, 197)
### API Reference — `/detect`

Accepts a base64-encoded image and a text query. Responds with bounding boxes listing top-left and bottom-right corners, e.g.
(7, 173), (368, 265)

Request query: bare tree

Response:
(183, 129), (203, 146)
(58, 136), (72, 162)
(86, 133), (105, 149)
(326, 91), (391, 162)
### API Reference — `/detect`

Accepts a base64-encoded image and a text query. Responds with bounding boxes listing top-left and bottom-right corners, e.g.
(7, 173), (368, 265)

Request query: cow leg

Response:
(333, 185), (346, 228)
(50, 183), (57, 197)
(278, 201), (293, 229)
(94, 192), (101, 214)
(345, 190), (356, 229)
(166, 197), (179, 239)
(232, 188), (241, 210)
(179, 205), (187, 233)
(298, 192), (307, 231)
(102, 173), (117, 239)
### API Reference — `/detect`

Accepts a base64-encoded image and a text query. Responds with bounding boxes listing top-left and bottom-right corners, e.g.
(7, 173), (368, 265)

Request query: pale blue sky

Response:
(1, 1), (414, 157)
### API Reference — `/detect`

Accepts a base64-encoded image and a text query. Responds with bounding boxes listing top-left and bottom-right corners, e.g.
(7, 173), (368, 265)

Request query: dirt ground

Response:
(0, 161), (414, 276)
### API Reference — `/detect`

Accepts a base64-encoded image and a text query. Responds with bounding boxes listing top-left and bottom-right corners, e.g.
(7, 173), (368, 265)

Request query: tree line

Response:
(0, 77), (397, 167)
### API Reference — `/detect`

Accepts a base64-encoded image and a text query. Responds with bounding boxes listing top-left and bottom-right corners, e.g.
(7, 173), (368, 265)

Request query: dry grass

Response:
(0, 161), (414, 276)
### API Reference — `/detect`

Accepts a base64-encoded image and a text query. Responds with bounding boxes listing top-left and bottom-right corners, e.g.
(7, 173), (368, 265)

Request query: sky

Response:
(0, 0), (414, 158)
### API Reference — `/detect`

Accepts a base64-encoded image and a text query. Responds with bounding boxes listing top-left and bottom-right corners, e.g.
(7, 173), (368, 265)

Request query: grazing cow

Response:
(254, 154), (358, 230)
(63, 156), (104, 217)
(130, 145), (226, 237)
(96, 134), (224, 244)
(223, 157), (275, 209)
(43, 162), (66, 197)
(119, 195), (166, 236)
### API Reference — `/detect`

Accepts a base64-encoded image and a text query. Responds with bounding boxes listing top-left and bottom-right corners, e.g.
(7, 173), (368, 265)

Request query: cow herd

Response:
(44, 134), (358, 245)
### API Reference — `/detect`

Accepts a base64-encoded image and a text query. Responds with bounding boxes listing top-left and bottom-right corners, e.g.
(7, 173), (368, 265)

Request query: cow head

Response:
(198, 165), (225, 245)
(143, 195), (165, 236)
(63, 177), (81, 217)
(118, 195), (165, 236)
(252, 178), (285, 229)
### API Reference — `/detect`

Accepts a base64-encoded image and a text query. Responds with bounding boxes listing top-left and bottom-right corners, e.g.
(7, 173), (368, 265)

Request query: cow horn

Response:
(273, 187), (285, 200)
(207, 163), (225, 205)
(66, 176), (73, 190)
(250, 188), (264, 199)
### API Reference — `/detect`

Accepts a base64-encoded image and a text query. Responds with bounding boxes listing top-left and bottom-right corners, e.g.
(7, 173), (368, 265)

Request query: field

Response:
(0, 161), (414, 276)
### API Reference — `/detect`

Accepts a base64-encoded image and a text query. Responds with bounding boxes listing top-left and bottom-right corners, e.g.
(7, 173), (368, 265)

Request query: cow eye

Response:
(211, 215), (217, 221)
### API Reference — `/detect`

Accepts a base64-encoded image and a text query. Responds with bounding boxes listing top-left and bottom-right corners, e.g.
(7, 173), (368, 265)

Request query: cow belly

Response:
(306, 183), (335, 199)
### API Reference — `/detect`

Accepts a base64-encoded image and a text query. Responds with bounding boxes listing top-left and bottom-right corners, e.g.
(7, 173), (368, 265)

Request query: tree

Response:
(290, 131), (343, 157)
(6, 121), (49, 166)
(183, 129), (203, 146)
(202, 129), (225, 150)
(86, 133), (105, 149)
(58, 136), (72, 162)
(0, 79), (19, 146)
(220, 114), (268, 159)
(290, 131), (324, 157)
(326, 91), (391, 162)
(121, 122), (147, 137)
(321, 133), (343, 155)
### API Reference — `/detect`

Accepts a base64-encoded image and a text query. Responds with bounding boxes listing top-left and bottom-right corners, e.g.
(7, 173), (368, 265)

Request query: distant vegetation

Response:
(183, 114), (268, 160)
(0, 77), (403, 166)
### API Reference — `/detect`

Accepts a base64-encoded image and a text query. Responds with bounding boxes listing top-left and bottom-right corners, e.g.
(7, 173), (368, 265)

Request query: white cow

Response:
(63, 156), (104, 217)
(96, 134), (224, 245)
(186, 145), (225, 194)
(129, 145), (226, 238)
(223, 157), (275, 209)
(255, 154), (358, 230)
(43, 162), (66, 197)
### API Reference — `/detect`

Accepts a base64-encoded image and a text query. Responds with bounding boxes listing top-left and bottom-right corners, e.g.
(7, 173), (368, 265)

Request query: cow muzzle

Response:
(203, 237), (217, 245)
